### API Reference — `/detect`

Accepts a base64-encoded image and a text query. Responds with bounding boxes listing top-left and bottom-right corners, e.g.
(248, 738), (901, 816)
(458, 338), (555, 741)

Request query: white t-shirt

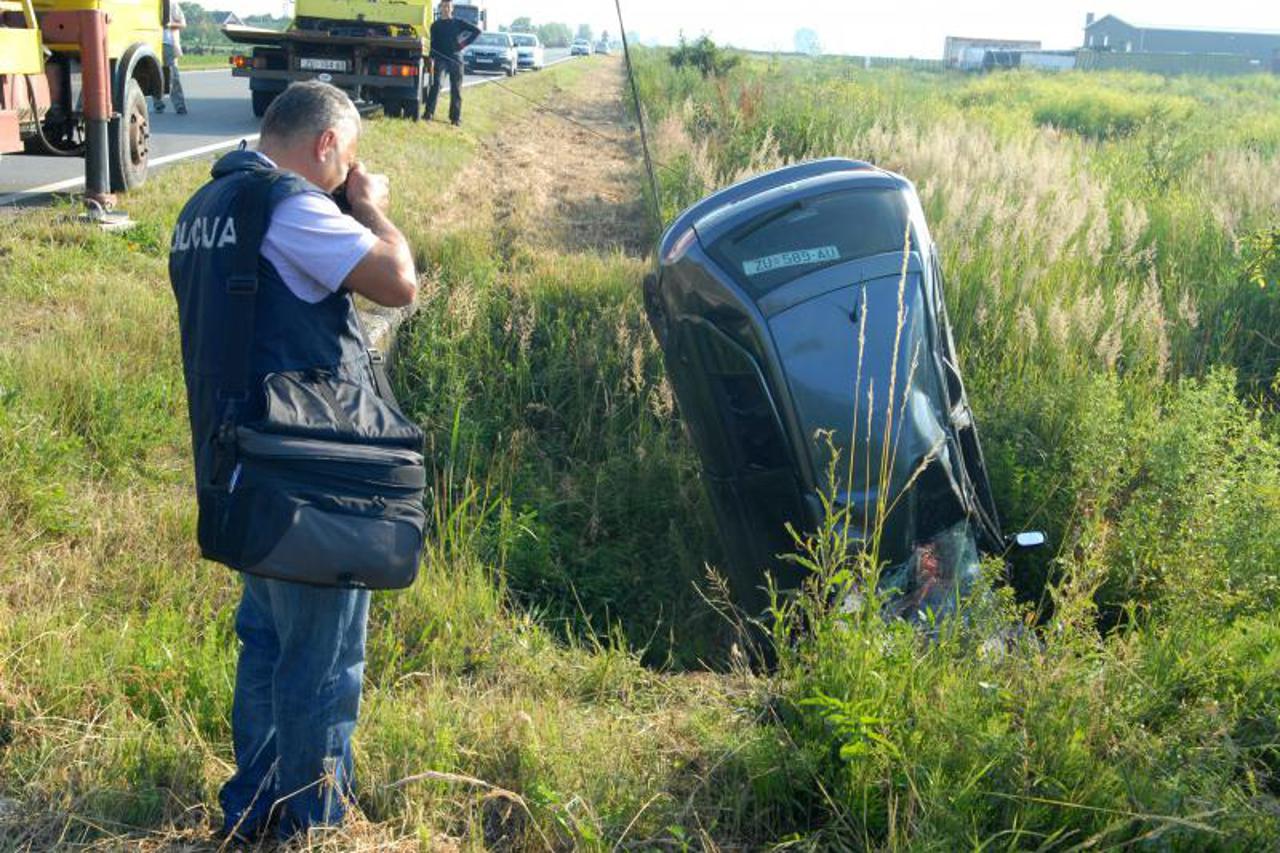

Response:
(261, 183), (379, 304)
(164, 3), (184, 51)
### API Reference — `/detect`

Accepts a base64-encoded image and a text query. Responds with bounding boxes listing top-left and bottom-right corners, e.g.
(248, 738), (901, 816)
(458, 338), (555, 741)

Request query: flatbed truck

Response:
(225, 0), (432, 120)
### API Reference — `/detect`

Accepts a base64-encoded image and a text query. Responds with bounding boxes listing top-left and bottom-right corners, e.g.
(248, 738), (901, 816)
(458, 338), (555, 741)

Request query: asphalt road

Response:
(0, 48), (571, 204)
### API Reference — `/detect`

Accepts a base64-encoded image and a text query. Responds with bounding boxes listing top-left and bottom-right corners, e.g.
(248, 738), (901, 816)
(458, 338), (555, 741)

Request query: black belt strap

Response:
(217, 169), (401, 421)
(217, 171), (282, 425)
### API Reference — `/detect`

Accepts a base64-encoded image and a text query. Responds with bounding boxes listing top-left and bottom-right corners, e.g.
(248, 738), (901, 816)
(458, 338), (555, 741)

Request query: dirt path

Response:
(438, 59), (651, 259)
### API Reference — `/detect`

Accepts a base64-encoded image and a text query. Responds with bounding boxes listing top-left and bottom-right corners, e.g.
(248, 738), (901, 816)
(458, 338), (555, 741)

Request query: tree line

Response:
(174, 3), (607, 52)
(178, 2), (288, 52)
(502, 18), (611, 48)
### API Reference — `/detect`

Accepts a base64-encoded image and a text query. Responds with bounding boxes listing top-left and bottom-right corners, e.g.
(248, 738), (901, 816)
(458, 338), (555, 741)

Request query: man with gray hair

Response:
(168, 80), (417, 842)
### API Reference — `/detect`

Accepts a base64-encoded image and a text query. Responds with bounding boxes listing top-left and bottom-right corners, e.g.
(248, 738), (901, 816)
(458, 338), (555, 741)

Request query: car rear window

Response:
(708, 188), (912, 297)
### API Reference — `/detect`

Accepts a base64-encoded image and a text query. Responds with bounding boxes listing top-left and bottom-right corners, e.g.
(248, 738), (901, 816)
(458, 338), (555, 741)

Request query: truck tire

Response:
(108, 77), (149, 192)
(382, 91), (423, 120)
(252, 90), (277, 118)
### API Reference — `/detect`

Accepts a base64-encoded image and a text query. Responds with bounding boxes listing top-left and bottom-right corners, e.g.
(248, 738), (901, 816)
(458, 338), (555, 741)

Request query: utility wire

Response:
(613, 0), (664, 231)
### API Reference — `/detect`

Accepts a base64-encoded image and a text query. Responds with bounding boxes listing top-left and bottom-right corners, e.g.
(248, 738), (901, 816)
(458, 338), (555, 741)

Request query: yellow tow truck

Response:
(0, 0), (170, 202)
(226, 0), (432, 120)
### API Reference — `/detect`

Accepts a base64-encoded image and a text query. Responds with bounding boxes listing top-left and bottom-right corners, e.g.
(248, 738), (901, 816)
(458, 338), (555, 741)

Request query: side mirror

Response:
(1009, 531), (1047, 550)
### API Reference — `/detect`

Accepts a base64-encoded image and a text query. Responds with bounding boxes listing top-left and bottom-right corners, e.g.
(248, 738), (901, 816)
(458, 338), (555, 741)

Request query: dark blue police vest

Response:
(169, 149), (374, 487)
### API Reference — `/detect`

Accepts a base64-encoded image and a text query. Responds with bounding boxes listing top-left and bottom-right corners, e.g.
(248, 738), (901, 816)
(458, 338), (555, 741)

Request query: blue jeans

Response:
(218, 574), (370, 839)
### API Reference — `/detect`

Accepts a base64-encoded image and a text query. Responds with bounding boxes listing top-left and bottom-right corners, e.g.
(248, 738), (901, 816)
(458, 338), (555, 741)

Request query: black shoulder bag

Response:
(197, 174), (427, 589)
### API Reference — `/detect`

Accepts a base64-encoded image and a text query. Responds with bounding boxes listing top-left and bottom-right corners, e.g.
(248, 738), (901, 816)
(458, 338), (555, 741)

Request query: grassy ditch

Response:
(0, 60), (794, 850)
(0, 50), (1278, 849)
(629, 47), (1280, 846)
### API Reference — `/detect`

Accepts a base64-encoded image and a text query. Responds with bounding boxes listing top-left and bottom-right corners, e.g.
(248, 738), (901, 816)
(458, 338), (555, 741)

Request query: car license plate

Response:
(743, 245), (840, 276)
(300, 57), (348, 72)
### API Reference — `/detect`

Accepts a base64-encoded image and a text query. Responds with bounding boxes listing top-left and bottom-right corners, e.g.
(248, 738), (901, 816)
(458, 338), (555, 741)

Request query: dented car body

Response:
(644, 159), (1004, 619)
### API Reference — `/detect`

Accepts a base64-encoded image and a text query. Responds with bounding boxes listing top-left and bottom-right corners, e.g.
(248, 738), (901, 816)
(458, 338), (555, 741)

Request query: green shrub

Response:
(1032, 87), (1194, 139)
(668, 35), (740, 78)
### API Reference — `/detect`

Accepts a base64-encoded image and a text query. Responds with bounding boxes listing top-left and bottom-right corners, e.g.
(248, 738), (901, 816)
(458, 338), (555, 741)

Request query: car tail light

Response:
(230, 54), (250, 69)
(663, 227), (697, 264)
(377, 63), (417, 77)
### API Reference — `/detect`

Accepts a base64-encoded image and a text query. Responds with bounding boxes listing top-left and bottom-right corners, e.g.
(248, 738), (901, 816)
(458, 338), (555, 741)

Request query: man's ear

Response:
(316, 128), (338, 163)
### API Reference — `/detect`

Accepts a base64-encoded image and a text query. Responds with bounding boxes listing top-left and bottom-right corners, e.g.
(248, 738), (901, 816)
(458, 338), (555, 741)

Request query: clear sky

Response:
(220, 1), (1280, 59)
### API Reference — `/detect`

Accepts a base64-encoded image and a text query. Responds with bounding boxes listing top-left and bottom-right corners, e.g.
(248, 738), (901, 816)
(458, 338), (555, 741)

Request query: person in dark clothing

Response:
(169, 81), (417, 843)
(426, 0), (481, 125)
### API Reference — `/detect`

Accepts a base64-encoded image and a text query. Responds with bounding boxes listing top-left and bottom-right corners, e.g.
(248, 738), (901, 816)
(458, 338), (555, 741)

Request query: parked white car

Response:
(570, 38), (593, 57)
(511, 32), (545, 70)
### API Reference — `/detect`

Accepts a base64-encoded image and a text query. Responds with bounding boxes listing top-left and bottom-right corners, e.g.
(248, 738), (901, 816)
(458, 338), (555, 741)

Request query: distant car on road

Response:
(570, 38), (593, 56)
(511, 32), (544, 70)
(464, 31), (517, 76)
(594, 40), (611, 55)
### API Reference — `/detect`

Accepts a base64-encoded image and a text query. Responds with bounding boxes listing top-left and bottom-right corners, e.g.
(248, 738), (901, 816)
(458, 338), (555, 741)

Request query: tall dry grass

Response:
(626, 47), (1280, 846)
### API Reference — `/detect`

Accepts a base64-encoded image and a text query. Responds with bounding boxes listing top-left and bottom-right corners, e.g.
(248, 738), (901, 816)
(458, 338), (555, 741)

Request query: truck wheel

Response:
(28, 112), (86, 156)
(383, 99), (403, 119)
(108, 78), (149, 192)
(252, 90), (276, 118)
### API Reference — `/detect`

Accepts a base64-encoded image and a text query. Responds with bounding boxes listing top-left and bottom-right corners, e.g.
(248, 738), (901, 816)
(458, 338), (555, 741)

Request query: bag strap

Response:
(216, 168), (402, 418)
(350, 306), (401, 406)
(217, 171), (283, 425)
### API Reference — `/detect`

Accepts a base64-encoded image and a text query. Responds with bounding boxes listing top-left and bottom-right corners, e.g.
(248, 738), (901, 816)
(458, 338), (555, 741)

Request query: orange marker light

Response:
(377, 63), (416, 77)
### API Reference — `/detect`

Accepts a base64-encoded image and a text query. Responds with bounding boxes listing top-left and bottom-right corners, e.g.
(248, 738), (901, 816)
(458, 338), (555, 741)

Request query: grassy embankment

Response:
(0, 59), (779, 850)
(627, 51), (1280, 846)
(2, 48), (1280, 848)
(389, 52), (1280, 847)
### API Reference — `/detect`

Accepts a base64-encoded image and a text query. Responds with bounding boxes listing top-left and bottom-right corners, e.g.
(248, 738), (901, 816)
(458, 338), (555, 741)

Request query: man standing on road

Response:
(155, 1), (187, 114)
(426, 0), (481, 126)
(168, 81), (417, 842)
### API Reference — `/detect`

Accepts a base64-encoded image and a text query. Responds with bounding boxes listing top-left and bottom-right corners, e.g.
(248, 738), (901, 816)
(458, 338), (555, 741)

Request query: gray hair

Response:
(260, 81), (361, 143)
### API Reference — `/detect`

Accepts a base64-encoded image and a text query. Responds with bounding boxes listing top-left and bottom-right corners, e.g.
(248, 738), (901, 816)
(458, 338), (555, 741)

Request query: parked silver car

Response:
(464, 32), (517, 76)
(570, 38), (593, 57)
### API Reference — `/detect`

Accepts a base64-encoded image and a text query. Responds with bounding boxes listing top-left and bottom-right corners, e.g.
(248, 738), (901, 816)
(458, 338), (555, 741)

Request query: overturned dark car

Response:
(643, 159), (1024, 621)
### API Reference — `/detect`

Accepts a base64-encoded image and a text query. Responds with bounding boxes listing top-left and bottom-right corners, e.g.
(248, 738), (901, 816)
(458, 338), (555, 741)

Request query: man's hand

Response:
(338, 163), (417, 308)
(344, 163), (391, 219)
